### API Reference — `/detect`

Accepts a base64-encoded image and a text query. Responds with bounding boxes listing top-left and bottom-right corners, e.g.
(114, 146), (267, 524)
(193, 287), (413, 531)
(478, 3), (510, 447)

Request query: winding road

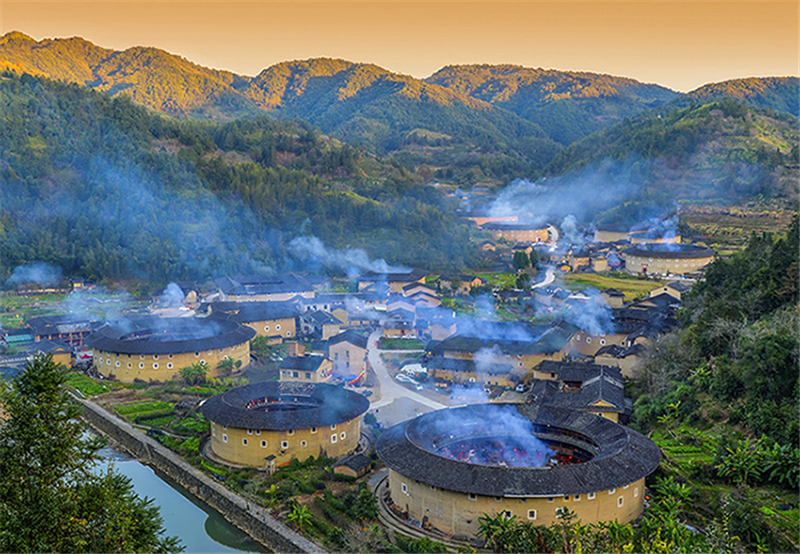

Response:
(366, 329), (446, 411)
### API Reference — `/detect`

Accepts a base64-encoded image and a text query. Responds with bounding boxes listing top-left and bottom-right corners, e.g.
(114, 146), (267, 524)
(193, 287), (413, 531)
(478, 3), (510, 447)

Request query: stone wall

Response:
(79, 399), (326, 554)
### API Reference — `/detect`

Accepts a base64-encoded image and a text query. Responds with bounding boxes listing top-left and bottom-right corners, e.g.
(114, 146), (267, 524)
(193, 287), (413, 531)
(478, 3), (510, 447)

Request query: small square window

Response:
(402, 483), (408, 494)
(340, 432), (346, 440)
(617, 496), (624, 507)
(588, 492), (596, 499)
(222, 434), (228, 443)
(608, 488), (615, 495)
(311, 427), (317, 434)
(247, 429), (253, 435)
(242, 438), (248, 446)
(331, 424), (337, 430)
(287, 429), (294, 436)
(301, 440), (307, 447)
(528, 510), (537, 520)
(574, 495), (580, 501)
(634, 487), (639, 498)
(331, 434), (337, 443)
(281, 441), (289, 449)
(255, 430), (261, 436)
(167, 362), (173, 369)
(468, 493), (477, 501)
(547, 497), (554, 503)
(260, 440), (267, 448)
(563, 496), (570, 502)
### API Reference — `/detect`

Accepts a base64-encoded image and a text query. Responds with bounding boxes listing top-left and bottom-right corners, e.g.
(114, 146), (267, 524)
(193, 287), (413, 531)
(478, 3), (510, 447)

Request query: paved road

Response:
(367, 329), (446, 412)
(533, 265), (556, 289)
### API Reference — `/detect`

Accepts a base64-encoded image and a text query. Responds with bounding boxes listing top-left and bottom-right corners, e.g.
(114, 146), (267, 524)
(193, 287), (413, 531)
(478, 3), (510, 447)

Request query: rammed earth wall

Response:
(79, 399), (326, 554)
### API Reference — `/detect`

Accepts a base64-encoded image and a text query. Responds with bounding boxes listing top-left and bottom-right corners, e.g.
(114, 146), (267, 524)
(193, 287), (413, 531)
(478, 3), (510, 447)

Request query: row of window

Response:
(103, 359), (179, 370)
(220, 432), (346, 447)
(400, 484), (638, 507)
(218, 424), (338, 435)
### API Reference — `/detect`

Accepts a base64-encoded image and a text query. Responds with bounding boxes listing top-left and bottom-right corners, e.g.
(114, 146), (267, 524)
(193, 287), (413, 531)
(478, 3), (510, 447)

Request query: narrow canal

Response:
(99, 446), (266, 553)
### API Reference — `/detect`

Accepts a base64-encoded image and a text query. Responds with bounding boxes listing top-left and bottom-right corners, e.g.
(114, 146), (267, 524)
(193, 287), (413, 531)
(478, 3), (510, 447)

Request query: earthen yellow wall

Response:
(487, 228), (549, 243)
(569, 333), (628, 357)
(595, 353), (641, 379)
(330, 342), (367, 375)
(209, 417), (361, 467)
(388, 470), (645, 537)
(625, 253), (713, 275)
(280, 359), (332, 383)
(94, 340), (250, 382)
(594, 230), (629, 243)
(225, 291), (314, 302)
(245, 317), (296, 342)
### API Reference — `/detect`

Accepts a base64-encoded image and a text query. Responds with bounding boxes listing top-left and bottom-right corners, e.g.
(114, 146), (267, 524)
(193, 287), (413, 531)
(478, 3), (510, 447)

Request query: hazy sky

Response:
(1, 1), (797, 92)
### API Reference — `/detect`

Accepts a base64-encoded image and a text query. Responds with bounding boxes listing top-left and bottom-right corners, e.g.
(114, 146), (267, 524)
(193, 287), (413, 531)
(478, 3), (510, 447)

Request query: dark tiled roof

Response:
(201, 381), (370, 431)
(204, 301), (301, 322)
(427, 356), (515, 376)
(530, 377), (627, 414)
(624, 245), (715, 259)
(279, 356), (327, 372)
(327, 330), (368, 350)
(402, 282), (436, 294)
(31, 339), (72, 354)
(376, 404), (660, 497)
(667, 281), (692, 292)
(215, 274), (313, 296)
(306, 311), (343, 326)
(535, 361), (622, 384)
(428, 327), (567, 357)
(602, 288), (625, 297)
(334, 453), (372, 472)
(85, 317), (256, 355)
(358, 268), (427, 283)
(595, 344), (646, 358)
(27, 315), (102, 336)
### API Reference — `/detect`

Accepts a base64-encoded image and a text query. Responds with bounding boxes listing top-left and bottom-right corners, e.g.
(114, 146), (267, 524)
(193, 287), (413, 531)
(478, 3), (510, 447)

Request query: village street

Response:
(533, 264), (556, 289)
(365, 329), (446, 426)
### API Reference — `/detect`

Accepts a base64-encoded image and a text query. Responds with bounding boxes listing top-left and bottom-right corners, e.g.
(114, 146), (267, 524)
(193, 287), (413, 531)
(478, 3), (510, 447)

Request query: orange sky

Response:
(0, 1), (797, 92)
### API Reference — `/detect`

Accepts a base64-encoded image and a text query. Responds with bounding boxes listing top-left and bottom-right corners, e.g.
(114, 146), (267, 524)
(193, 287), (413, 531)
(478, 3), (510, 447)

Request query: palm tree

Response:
(216, 357), (242, 376)
(287, 503), (312, 532)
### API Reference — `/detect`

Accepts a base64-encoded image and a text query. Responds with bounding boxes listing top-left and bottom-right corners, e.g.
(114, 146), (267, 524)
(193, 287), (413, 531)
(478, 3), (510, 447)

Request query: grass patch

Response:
(377, 338), (425, 350)
(563, 273), (664, 300)
(65, 373), (113, 396)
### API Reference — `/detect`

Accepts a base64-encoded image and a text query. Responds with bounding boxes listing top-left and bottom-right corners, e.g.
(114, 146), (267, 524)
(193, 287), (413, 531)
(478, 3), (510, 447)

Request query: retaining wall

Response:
(79, 399), (326, 554)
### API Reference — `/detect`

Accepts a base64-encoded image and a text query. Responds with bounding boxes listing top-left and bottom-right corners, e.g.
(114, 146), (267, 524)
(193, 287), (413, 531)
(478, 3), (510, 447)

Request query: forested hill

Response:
(0, 72), (478, 285)
(544, 98), (799, 209)
(425, 64), (680, 145)
(680, 77), (800, 118)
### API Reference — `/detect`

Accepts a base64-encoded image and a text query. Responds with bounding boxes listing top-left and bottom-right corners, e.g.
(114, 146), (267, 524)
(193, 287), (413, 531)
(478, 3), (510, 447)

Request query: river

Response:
(99, 445), (266, 553)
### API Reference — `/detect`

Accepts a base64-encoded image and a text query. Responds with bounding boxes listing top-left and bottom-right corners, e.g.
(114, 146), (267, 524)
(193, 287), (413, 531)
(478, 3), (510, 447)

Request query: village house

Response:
(202, 301), (301, 343)
(480, 222), (549, 243)
(357, 268), (428, 294)
(301, 310), (343, 340)
(327, 330), (369, 377)
(279, 344), (332, 383)
(215, 273), (315, 302)
(26, 315), (102, 347)
(333, 453), (372, 478)
(528, 365), (630, 423)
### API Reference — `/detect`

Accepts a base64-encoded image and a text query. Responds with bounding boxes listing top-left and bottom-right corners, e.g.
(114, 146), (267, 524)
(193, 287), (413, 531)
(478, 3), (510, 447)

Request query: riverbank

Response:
(79, 397), (326, 554)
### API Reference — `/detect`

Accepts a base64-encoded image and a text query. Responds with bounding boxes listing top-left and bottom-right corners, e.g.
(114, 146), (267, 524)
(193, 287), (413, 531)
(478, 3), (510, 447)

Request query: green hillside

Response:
(0, 31), (258, 119)
(426, 64), (680, 144)
(0, 72), (477, 285)
(681, 77), (800, 118)
(545, 98), (799, 206)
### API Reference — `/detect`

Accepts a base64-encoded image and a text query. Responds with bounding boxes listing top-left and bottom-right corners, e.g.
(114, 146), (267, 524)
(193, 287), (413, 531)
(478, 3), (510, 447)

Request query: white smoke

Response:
(289, 236), (410, 279)
(5, 262), (62, 287)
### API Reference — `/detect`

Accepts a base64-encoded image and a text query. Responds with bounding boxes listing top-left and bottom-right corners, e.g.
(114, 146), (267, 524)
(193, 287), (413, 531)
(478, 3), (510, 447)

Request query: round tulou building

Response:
(624, 244), (715, 275)
(86, 317), (255, 382)
(201, 381), (370, 470)
(376, 403), (661, 539)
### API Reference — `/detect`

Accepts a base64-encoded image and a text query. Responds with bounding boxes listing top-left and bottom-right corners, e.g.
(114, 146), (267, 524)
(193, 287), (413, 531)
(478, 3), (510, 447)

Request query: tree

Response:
(286, 503), (312, 532)
(216, 357), (242, 376)
(351, 486), (379, 521)
(179, 361), (207, 385)
(0, 353), (182, 553)
(513, 251), (531, 270)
